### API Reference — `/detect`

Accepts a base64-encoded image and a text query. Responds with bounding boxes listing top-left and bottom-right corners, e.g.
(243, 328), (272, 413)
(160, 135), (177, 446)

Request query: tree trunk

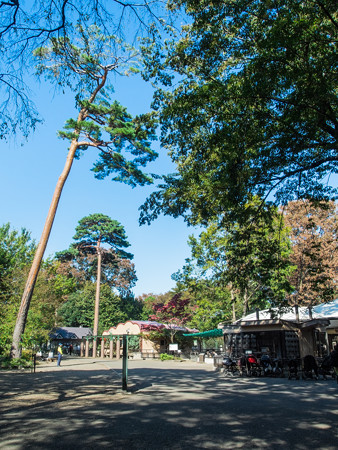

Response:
(92, 242), (102, 358)
(10, 138), (79, 358)
(243, 287), (249, 317)
(230, 288), (236, 322)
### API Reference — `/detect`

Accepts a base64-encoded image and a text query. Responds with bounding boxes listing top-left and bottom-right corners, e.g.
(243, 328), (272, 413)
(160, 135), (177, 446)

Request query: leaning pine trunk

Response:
(10, 68), (108, 358)
(10, 138), (79, 358)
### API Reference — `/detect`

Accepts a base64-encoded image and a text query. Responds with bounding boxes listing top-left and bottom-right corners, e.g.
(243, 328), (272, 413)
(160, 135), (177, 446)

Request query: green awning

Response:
(183, 329), (223, 338)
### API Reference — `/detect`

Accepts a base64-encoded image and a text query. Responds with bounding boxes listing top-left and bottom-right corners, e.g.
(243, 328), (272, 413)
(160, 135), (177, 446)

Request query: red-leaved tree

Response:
(149, 293), (197, 343)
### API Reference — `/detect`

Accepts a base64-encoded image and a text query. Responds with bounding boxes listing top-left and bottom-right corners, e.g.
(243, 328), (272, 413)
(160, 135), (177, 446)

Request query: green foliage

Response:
(73, 213), (132, 258)
(0, 356), (33, 370)
(174, 200), (295, 318)
(35, 27), (158, 188)
(140, 0), (337, 226)
(0, 0), (163, 140)
(121, 296), (145, 322)
(128, 335), (141, 351)
(56, 214), (137, 295)
(138, 295), (159, 320)
(1, 258), (77, 355)
(58, 282), (141, 332)
(0, 302), (19, 355)
(10, 25), (159, 359)
(184, 284), (233, 332)
(0, 223), (36, 294)
(0, 227), (78, 355)
(0, 224), (37, 354)
(0, 348), (34, 369)
(160, 353), (175, 361)
(55, 214), (141, 338)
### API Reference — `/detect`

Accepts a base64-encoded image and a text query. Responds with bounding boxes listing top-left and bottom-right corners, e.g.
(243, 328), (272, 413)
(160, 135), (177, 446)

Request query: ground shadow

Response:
(1, 361), (337, 449)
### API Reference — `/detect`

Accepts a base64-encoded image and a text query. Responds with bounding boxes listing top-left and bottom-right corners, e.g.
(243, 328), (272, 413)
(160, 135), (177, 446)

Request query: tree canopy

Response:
(73, 214), (132, 256)
(58, 282), (143, 332)
(57, 213), (136, 296)
(174, 200), (295, 318)
(56, 213), (136, 356)
(0, 0), (165, 139)
(35, 26), (158, 186)
(284, 200), (338, 305)
(0, 223), (76, 354)
(0, 223), (36, 290)
(148, 292), (196, 342)
(140, 0), (338, 226)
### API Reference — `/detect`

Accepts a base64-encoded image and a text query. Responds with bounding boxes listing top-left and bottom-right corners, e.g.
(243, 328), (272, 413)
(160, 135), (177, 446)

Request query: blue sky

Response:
(1, 50), (337, 298)
(0, 70), (200, 297)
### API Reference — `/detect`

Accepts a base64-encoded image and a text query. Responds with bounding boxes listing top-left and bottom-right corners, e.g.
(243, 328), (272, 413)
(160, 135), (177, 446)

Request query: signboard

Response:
(169, 343), (178, 351)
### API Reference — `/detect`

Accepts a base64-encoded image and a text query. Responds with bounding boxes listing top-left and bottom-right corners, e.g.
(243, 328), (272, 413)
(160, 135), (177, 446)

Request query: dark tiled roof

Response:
(50, 327), (93, 340)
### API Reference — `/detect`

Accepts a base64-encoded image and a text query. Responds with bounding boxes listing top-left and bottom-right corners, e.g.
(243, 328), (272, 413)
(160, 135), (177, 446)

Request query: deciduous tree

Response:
(59, 282), (144, 331)
(175, 200), (295, 318)
(149, 292), (196, 343)
(140, 0), (338, 227)
(0, 223), (36, 299)
(284, 200), (338, 306)
(0, 224), (36, 354)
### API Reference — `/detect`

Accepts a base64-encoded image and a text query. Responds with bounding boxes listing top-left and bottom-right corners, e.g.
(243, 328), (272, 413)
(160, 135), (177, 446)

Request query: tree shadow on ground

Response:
(0, 362), (337, 449)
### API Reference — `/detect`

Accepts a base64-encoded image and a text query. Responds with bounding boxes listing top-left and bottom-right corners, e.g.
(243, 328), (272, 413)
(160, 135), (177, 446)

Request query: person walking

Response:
(57, 344), (63, 367)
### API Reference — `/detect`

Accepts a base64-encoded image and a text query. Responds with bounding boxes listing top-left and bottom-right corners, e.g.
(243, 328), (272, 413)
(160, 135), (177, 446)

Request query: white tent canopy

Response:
(237, 299), (338, 323)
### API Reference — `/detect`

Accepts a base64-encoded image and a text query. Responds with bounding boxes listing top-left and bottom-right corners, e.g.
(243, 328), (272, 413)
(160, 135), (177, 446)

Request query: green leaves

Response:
(175, 199), (295, 317)
(73, 213), (132, 257)
(0, 224), (36, 298)
(90, 108), (158, 187)
(56, 214), (137, 295)
(36, 26), (158, 187)
(140, 0), (338, 225)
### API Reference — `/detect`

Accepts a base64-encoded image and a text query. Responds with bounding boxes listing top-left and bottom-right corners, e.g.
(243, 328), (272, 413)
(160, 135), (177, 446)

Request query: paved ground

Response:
(0, 356), (337, 449)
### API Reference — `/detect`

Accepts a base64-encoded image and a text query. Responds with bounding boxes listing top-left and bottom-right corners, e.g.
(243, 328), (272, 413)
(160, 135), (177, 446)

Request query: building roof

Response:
(236, 299), (338, 323)
(50, 327), (93, 340)
(102, 320), (198, 336)
(129, 320), (198, 332)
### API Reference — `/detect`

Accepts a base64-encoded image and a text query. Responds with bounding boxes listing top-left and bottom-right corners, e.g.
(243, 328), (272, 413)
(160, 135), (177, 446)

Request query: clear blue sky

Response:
(0, 70), (200, 297)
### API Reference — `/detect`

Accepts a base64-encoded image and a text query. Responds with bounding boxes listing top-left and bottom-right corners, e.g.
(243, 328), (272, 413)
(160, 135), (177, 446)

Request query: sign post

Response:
(122, 334), (128, 391)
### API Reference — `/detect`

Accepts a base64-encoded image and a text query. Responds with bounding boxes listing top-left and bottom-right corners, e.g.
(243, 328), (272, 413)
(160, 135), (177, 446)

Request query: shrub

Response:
(160, 353), (174, 361)
(0, 355), (33, 370)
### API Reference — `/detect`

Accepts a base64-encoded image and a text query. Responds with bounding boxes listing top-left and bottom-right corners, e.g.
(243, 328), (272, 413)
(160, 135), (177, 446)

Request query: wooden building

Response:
(219, 299), (338, 360)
